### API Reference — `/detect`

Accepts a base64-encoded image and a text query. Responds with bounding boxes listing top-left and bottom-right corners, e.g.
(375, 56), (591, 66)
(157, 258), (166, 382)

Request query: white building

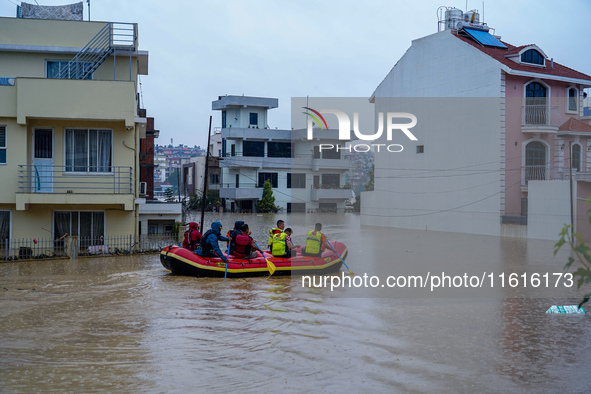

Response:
(213, 95), (353, 213)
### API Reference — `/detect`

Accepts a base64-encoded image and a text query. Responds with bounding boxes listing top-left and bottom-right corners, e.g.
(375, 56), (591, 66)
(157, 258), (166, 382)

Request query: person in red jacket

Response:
(233, 223), (264, 259)
(182, 222), (202, 251)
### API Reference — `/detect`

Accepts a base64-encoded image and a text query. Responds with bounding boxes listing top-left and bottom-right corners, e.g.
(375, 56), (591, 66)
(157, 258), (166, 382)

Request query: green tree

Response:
(256, 180), (277, 213)
(555, 207), (591, 308)
(164, 187), (175, 202)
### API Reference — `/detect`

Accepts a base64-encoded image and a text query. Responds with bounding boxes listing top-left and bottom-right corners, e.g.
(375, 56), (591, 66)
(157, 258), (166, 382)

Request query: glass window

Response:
(321, 174), (340, 188)
(54, 211), (105, 248)
(525, 141), (546, 182)
(287, 173), (306, 189)
(258, 172), (278, 188)
(65, 129), (112, 172)
(222, 111), (226, 128)
(521, 49), (544, 65)
(569, 88), (578, 112)
(243, 141), (264, 157)
(322, 146), (341, 160)
(525, 82), (548, 125)
(249, 113), (258, 126)
(268, 142), (291, 158)
(572, 144), (581, 172)
(47, 60), (93, 79)
(0, 126), (6, 164)
(209, 173), (220, 184)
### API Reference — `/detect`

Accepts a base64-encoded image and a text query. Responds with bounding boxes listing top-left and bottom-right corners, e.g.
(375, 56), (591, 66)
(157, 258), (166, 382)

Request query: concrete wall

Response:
(527, 180), (571, 240)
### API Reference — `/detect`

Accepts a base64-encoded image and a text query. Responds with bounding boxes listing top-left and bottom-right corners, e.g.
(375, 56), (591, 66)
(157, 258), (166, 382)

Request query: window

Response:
(222, 111), (227, 128)
(525, 82), (548, 125)
(65, 129), (112, 172)
(231, 144), (236, 157)
(287, 173), (306, 189)
(321, 174), (340, 188)
(268, 142), (292, 158)
(54, 211), (105, 248)
(322, 146), (341, 160)
(0, 210), (10, 244)
(0, 126), (5, 164)
(572, 144), (581, 172)
(287, 203), (306, 213)
(521, 49), (544, 65)
(524, 141), (546, 182)
(243, 141), (264, 157)
(568, 88), (578, 112)
(258, 172), (278, 188)
(47, 60), (93, 79)
(249, 113), (258, 126)
(416, 145), (424, 153)
(210, 173), (220, 184)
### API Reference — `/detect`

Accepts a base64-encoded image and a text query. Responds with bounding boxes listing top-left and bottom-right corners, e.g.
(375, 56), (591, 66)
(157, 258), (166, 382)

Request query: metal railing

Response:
(1, 234), (179, 261)
(56, 22), (137, 80)
(524, 165), (546, 183)
(221, 182), (258, 189)
(522, 105), (562, 127)
(18, 165), (133, 194)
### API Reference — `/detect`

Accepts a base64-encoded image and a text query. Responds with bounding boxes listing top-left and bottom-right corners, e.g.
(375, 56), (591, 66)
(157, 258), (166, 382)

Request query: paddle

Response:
(326, 240), (354, 276)
(252, 240), (276, 276)
(224, 240), (230, 279)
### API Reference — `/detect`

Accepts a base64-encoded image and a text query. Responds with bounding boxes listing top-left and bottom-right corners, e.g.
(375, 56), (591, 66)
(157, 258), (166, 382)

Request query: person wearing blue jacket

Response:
(196, 221), (229, 262)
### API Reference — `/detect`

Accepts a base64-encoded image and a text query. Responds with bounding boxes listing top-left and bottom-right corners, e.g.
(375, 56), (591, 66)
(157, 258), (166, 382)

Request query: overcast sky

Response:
(2, 0), (590, 147)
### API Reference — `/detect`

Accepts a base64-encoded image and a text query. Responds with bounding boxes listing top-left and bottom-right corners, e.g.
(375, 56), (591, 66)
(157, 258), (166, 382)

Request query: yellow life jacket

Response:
(305, 230), (323, 255)
(271, 232), (288, 257)
(268, 227), (282, 249)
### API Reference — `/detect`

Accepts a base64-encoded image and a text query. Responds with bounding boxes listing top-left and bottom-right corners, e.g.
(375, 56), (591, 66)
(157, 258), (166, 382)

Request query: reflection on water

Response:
(1, 212), (590, 392)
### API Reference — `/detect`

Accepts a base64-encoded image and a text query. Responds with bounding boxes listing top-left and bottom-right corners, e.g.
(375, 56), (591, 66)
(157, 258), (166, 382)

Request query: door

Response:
(33, 129), (53, 193)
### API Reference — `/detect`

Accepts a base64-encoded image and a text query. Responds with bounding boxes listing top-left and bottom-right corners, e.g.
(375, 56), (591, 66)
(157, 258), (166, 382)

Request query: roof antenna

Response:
(482, 1), (484, 24)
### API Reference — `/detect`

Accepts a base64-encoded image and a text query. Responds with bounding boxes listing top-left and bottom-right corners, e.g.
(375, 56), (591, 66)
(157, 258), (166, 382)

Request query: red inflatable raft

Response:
(160, 241), (348, 278)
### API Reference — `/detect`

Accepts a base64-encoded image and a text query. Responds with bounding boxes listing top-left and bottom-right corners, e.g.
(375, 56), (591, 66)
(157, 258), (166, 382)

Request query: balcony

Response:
(219, 183), (263, 200)
(16, 165), (134, 210)
(221, 154), (350, 171)
(15, 77), (136, 127)
(310, 188), (354, 201)
(521, 105), (562, 133)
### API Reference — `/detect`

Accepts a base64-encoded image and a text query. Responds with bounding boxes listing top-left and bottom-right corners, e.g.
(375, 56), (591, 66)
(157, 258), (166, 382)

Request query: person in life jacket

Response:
(181, 222), (202, 251)
(233, 223), (264, 259)
(302, 223), (335, 257)
(196, 221), (229, 262)
(226, 220), (244, 255)
(268, 219), (285, 252)
(271, 228), (301, 258)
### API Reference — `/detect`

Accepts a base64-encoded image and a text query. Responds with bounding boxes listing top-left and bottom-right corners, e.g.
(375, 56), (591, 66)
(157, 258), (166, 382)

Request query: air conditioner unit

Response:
(139, 181), (147, 196)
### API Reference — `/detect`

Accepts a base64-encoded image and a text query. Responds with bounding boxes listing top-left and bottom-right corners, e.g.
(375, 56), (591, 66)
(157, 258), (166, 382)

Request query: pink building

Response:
(363, 11), (591, 240)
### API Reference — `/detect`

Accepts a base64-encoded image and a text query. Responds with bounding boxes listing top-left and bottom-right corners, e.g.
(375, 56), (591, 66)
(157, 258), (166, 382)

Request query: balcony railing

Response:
(524, 165), (546, 184)
(18, 165), (133, 194)
(522, 105), (562, 128)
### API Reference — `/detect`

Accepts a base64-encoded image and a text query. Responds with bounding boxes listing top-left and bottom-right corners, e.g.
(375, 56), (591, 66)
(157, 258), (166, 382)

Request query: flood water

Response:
(1, 212), (590, 392)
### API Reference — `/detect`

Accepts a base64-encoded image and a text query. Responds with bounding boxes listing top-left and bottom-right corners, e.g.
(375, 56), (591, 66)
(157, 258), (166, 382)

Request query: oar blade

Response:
(266, 258), (276, 276)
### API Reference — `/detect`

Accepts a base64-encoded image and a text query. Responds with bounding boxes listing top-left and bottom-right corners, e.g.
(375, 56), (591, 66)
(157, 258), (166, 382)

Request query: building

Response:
(0, 13), (149, 250)
(361, 7), (591, 240)
(213, 95), (353, 213)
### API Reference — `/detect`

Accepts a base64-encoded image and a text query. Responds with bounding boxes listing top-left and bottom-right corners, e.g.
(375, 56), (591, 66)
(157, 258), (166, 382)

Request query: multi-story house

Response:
(0, 13), (149, 251)
(361, 8), (591, 240)
(213, 95), (353, 213)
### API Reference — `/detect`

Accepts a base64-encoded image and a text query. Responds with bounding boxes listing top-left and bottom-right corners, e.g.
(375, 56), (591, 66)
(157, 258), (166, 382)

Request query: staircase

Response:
(57, 22), (137, 80)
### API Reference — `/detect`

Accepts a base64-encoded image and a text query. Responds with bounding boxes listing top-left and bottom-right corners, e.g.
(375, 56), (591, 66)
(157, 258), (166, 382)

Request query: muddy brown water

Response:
(1, 212), (590, 392)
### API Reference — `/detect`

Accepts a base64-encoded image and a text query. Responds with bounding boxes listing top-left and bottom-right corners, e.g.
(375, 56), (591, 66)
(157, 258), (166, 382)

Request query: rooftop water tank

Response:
(444, 7), (463, 30)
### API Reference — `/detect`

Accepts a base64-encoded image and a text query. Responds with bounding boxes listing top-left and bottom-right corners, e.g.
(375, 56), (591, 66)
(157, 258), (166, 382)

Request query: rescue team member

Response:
(268, 220), (285, 252)
(182, 221), (202, 251)
(227, 220), (244, 255)
(196, 221), (229, 262)
(271, 228), (301, 258)
(233, 223), (264, 259)
(302, 223), (335, 257)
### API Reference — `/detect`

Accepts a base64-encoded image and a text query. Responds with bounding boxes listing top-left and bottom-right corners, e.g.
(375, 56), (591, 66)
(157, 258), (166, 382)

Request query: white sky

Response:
(2, 0), (590, 147)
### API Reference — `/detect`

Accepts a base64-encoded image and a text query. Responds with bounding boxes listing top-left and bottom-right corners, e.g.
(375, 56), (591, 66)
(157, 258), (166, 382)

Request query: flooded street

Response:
(1, 212), (590, 392)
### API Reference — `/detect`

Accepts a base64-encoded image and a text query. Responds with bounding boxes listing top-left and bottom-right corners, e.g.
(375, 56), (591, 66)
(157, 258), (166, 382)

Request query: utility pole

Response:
(200, 116), (213, 232)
